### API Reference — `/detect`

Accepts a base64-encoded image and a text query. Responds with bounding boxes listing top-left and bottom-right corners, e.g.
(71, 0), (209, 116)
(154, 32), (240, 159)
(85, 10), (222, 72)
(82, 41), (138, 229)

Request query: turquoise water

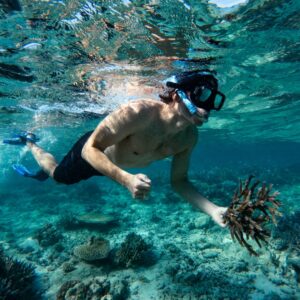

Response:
(0, 0), (299, 299)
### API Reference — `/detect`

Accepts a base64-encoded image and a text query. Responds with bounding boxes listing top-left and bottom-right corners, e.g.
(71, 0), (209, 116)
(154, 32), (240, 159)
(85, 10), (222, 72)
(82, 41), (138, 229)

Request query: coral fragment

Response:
(224, 176), (282, 256)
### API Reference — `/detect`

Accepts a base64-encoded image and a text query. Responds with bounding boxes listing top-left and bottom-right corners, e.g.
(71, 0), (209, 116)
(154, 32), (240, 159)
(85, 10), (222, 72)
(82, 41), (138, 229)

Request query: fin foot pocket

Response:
(12, 164), (48, 181)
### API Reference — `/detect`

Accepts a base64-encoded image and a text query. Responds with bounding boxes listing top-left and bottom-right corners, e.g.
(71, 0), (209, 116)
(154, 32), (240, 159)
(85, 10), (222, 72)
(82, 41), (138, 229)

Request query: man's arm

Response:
(81, 104), (151, 199)
(171, 145), (227, 227)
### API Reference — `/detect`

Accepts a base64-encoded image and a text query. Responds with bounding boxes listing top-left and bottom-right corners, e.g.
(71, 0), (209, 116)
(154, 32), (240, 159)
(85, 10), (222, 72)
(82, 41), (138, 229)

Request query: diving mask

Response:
(166, 69), (226, 112)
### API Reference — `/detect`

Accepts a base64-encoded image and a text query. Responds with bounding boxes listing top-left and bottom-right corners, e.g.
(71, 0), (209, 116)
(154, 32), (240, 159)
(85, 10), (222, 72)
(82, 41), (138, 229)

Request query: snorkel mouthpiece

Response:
(176, 90), (197, 115)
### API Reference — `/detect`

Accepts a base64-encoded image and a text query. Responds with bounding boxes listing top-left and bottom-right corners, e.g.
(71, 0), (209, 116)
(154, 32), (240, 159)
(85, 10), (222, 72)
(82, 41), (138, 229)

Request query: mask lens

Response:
(195, 86), (212, 102)
(214, 94), (223, 109)
(214, 92), (226, 110)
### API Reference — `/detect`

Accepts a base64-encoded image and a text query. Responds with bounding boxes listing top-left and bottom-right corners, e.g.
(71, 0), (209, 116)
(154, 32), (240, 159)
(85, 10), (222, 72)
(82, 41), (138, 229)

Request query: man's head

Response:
(165, 70), (226, 114)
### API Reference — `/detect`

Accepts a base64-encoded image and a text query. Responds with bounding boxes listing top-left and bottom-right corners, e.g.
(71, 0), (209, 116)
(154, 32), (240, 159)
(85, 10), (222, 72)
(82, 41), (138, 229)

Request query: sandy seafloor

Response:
(0, 155), (299, 299)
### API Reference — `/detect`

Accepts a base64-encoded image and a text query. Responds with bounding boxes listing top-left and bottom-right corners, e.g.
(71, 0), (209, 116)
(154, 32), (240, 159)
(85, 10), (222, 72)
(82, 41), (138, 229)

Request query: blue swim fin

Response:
(12, 164), (49, 181)
(3, 132), (39, 145)
(12, 164), (35, 177)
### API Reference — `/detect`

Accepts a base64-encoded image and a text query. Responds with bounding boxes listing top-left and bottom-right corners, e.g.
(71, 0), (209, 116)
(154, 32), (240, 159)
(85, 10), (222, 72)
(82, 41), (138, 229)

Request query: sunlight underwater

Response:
(0, 0), (299, 299)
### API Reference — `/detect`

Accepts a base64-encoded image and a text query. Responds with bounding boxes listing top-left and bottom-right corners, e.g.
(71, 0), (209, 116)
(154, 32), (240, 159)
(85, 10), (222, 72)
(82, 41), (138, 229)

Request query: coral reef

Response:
(0, 246), (39, 300)
(62, 261), (77, 273)
(272, 210), (300, 283)
(33, 223), (62, 247)
(164, 243), (253, 299)
(224, 175), (282, 256)
(1, 164), (299, 299)
(74, 236), (110, 262)
(272, 210), (300, 251)
(56, 280), (81, 300)
(114, 233), (152, 268)
(57, 214), (80, 230)
(56, 276), (129, 300)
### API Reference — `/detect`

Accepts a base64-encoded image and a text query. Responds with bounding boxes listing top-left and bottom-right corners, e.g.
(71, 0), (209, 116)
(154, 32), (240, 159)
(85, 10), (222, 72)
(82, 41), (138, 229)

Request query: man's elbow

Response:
(81, 143), (95, 162)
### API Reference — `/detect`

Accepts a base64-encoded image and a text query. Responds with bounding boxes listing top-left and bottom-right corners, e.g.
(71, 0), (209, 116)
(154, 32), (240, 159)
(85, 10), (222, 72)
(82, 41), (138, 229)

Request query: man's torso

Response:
(99, 100), (197, 168)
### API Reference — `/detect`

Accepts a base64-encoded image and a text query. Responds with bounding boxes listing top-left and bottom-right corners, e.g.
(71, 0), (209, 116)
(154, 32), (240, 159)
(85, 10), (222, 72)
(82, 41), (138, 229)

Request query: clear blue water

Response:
(0, 0), (299, 299)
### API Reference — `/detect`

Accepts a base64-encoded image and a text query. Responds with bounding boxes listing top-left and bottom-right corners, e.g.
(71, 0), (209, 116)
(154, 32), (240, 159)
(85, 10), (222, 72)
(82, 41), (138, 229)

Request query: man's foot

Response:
(3, 132), (39, 145)
(12, 164), (49, 181)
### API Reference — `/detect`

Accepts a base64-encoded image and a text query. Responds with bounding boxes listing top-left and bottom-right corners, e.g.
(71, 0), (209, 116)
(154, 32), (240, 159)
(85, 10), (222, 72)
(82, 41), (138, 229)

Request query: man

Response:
(4, 70), (228, 227)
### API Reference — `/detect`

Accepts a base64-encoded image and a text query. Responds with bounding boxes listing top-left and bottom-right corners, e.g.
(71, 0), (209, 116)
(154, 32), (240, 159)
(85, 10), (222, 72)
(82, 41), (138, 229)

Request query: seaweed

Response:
(224, 175), (282, 256)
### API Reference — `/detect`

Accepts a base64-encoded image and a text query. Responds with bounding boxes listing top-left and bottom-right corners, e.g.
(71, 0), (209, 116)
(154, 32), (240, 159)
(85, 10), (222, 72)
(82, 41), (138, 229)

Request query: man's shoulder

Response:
(116, 99), (162, 119)
(102, 99), (161, 129)
(120, 99), (162, 111)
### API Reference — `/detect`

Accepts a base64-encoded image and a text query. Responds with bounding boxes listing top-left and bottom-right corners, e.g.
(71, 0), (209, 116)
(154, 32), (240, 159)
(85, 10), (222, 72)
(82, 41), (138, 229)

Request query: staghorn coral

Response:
(0, 246), (39, 300)
(74, 236), (110, 261)
(224, 175), (282, 256)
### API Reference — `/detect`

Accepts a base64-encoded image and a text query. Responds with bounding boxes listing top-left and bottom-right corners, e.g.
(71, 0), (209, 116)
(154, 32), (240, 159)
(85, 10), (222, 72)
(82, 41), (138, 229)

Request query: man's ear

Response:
(172, 91), (180, 102)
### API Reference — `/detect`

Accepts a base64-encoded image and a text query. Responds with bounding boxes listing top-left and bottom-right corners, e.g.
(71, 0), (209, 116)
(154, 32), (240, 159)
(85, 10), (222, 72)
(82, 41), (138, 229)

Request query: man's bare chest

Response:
(111, 130), (188, 167)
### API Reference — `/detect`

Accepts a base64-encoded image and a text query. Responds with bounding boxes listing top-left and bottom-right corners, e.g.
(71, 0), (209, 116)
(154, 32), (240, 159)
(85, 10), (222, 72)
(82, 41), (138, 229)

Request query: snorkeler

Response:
(4, 70), (228, 227)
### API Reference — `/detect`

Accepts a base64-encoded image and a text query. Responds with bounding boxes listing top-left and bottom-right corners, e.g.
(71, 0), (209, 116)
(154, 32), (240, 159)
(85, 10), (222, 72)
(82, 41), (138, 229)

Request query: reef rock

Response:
(33, 223), (62, 247)
(62, 261), (76, 273)
(56, 280), (81, 300)
(56, 276), (129, 300)
(74, 236), (110, 261)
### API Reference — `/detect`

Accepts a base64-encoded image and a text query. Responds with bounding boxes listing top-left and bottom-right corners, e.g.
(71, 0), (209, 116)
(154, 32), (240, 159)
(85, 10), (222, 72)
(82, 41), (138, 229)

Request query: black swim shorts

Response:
(53, 131), (103, 185)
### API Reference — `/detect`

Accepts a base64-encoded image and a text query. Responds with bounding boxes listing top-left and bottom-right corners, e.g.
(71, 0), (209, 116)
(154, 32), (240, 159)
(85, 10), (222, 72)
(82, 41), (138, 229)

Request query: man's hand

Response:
(127, 173), (151, 200)
(211, 206), (228, 228)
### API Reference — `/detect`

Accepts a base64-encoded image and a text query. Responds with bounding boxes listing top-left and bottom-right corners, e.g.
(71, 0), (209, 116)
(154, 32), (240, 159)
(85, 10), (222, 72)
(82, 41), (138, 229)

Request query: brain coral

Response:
(74, 236), (110, 261)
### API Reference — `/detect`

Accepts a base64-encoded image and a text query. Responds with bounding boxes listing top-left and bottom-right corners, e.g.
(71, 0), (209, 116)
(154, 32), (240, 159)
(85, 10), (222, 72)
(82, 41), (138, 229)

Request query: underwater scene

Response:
(0, 0), (299, 299)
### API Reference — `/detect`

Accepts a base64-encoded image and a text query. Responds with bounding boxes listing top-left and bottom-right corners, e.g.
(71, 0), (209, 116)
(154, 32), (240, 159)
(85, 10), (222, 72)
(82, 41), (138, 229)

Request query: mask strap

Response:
(176, 90), (197, 115)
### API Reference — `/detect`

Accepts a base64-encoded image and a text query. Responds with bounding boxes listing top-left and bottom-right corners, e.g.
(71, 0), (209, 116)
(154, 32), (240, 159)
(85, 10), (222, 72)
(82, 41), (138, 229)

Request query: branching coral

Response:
(224, 175), (282, 256)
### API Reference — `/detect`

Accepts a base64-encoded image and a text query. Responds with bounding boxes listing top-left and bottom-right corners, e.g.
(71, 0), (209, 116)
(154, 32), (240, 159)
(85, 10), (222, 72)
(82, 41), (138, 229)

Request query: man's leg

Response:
(27, 142), (58, 178)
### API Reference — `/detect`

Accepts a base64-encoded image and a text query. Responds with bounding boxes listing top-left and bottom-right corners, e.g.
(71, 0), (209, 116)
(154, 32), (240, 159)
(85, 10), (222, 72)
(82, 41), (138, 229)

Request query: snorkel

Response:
(176, 90), (198, 115)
